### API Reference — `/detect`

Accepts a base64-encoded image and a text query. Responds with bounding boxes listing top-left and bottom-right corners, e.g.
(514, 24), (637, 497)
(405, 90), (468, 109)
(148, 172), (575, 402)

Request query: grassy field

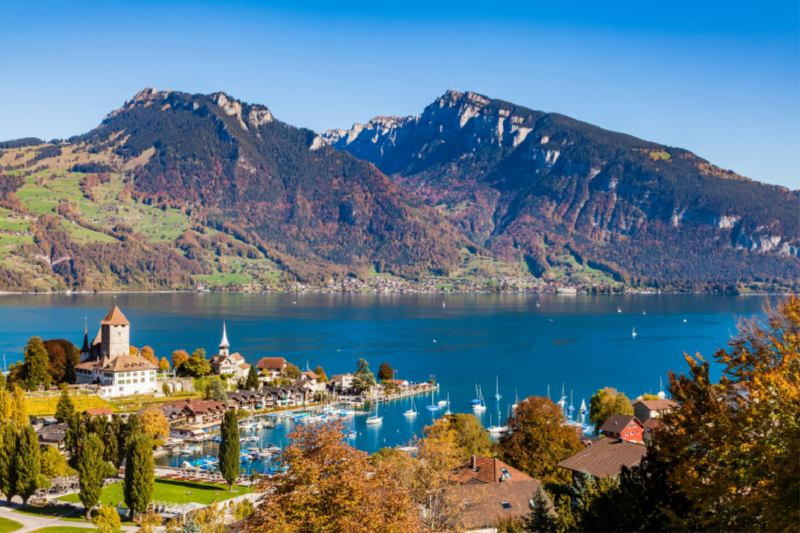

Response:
(58, 479), (241, 508)
(28, 528), (98, 533)
(13, 505), (71, 518)
(0, 517), (23, 533)
(27, 394), (117, 417)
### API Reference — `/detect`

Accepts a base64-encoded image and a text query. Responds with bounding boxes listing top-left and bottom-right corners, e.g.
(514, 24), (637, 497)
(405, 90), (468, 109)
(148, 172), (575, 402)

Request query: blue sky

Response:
(2, 0), (798, 188)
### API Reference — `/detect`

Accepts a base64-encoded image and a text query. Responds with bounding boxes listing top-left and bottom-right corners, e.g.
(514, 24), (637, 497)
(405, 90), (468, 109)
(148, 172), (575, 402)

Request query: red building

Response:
(599, 414), (645, 443)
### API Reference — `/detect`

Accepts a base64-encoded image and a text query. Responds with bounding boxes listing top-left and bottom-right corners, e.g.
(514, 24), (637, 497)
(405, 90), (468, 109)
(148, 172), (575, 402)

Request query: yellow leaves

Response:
(12, 386), (27, 428)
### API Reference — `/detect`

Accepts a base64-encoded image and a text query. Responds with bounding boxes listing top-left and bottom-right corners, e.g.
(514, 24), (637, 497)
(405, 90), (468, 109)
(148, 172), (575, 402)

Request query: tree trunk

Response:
(86, 507), (92, 521)
(230, 482), (234, 492)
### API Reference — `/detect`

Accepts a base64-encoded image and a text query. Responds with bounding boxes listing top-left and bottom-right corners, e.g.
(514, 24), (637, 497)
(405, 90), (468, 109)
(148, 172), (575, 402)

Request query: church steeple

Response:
(220, 322), (230, 357)
(80, 320), (91, 362)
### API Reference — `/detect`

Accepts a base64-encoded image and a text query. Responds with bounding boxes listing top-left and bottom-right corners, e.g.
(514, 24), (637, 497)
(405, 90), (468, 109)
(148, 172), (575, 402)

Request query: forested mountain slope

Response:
(323, 91), (800, 286)
(0, 89), (463, 291)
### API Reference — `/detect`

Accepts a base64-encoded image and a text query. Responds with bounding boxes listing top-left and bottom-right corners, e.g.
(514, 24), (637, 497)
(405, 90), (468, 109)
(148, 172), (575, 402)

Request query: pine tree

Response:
(54, 388), (76, 423)
(245, 365), (259, 390)
(218, 410), (240, 490)
(105, 416), (121, 467)
(23, 337), (51, 390)
(0, 424), (17, 500)
(527, 486), (553, 532)
(65, 413), (85, 469)
(62, 356), (76, 385)
(181, 520), (202, 533)
(123, 433), (154, 519)
(79, 434), (105, 520)
(15, 424), (41, 505)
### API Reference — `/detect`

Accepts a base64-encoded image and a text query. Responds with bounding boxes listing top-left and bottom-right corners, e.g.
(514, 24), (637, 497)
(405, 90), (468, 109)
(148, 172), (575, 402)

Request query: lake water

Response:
(0, 292), (777, 454)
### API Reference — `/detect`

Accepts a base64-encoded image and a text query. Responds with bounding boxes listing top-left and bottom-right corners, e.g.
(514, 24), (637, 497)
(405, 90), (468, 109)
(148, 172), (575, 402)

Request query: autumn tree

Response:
(377, 362), (394, 380)
(245, 420), (420, 533)
(352, 358), (376, 393)
(11, 387), (28, 428)
(313, 365), (328, 382)
(181, 349), (210, 377)
(158, 358), (170, 372)
(130, 346), (139, 356)
(495, 396), (582, 485)
(588, 387), (633, 433)
(140, 346), (157, 365)
(78, 434), (105, 520)
(0, 390), (11, 424)
(282, 362), (301, 380)
(23, 337), (51, 390)
(139, 406), (169, 447)
(54, 388), (76, 422)
(40, 445), (71, 479)
(171, 350), (189, 372)
(442, 413), (493, 458)
(660, 295), (800, 532)
(93, 505), (122, 533)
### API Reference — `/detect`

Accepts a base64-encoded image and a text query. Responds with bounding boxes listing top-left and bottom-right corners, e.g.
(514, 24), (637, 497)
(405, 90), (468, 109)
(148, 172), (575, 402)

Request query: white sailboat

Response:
(366, 402), (383, 425)
(512, 389), (519, 411)
(404, 398), (418, 417)
(444, 394), (452, 415)
(494, 375), (501, 400)
(617, 306), (622, 313)
(632, 327), (637, 338)
(473, 386), (486, 412)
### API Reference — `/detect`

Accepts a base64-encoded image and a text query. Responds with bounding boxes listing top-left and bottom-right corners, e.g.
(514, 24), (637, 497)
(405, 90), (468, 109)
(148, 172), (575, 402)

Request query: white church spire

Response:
(220, 322), (230, 356)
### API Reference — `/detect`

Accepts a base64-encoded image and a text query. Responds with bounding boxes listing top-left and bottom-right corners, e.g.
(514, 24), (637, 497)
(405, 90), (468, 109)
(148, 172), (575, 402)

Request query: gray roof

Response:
(36, 422), (69, 443)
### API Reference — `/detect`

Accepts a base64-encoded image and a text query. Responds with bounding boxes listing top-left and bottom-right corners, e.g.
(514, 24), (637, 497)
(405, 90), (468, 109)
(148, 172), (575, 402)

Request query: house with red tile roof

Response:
(558, 438), (647, 480)
(256, 357), (287, 380)
(600, 414), (645, 443)
(209, 323), (251, 380)
(633, 399), (678, 423)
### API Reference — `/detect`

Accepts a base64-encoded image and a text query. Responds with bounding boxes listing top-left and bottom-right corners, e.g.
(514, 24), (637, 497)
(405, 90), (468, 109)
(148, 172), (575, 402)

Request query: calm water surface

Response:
(0, 292), (777, 454)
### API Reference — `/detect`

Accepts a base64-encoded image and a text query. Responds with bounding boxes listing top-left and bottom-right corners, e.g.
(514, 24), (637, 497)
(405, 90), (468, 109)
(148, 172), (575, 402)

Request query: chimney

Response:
(471, 455), (476, 469)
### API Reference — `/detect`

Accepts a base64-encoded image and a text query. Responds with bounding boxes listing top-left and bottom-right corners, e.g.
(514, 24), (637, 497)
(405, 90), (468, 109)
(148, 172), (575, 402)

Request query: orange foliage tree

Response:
(171, 350), (189, 372)
(245, 420), (420, 533)
(661, 295), (800, 532)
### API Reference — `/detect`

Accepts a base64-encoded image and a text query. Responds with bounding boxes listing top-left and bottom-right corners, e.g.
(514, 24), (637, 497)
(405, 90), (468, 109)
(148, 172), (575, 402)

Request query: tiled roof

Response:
(36, 423), (69, 443)
(85, 408), (113, 416)
(231, 353), (244, 362)
(558, 438), (647, 478)
(75, 360), (101, 371)
(453, 478), (548, 528)
(103, 355), (157, 372)
(600, 414), (641, 433)
(100, 305), (130, 326)
(301, 371), (319, 380)
(451, 456), (532, 485)
(161, 399), (227, 415)
(635, 399), (678, 410)
(579, 436), (603, 447)
(643, 418), (663, 430)
(256, 357), (286, 370)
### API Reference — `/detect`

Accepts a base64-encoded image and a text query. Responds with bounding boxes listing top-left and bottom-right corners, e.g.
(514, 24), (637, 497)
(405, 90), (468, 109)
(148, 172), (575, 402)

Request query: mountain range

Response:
(0, 88), (797, 292)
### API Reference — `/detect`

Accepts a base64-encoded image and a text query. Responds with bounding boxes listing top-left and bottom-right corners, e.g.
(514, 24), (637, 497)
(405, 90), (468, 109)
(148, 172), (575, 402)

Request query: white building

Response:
(75, 306), (158, 398)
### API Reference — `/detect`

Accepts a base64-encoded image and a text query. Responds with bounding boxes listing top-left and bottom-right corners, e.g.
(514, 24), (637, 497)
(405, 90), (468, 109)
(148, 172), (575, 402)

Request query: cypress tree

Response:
(65, 412), (84, 469)
(23, 337), (50, 390)
(79, 434), (105, 520)
(123, 433), (154, 520)
(218, 410), (240, 490)
(15, 425), (41, 506)
(0, 424), (17, 501)
(54, 388), (76, 423)
(62, 356), (76, 385)
(105, 416), (121, 467)
(245, 365), (259, 390)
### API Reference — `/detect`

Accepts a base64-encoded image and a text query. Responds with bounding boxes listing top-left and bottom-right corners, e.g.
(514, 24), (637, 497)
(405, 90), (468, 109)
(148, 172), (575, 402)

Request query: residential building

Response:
(256, 357), (287, 380)
(382, 379), (409, 389)
(74, 306), (158, 398)
(227, 390), (265, 410)
(35, 423), (68, 450)
(632, 399), (678, 423)
(329, 373), (354, 393)
(600, 414), (645, 443)
(84, 407), (113, 421)
(643, 417), (663, 441)
(209, 323), (251, 380)
(558, 438), (647, 480)
(294, 371), (325, 392)
(451, 455), (531, 485)
(158, 399), (227, 425)
(452, 479), (548, 529)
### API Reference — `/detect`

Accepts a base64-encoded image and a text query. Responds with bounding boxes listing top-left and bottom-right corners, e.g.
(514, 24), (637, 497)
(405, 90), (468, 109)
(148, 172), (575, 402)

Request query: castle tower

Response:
(219, 322), (230, 357)
(100, 305), (130, 358)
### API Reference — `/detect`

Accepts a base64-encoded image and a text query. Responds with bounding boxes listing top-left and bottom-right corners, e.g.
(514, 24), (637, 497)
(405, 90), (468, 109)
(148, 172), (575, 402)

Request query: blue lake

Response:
(0, 292), (777, 454)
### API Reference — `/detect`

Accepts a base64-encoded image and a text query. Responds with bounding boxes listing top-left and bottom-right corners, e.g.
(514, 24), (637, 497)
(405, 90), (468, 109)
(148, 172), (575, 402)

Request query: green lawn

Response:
(28, 528), (98, 533)
(58, 479), (241, 508)
(0, 516), (23, 533)
(13, 505), (71, 518)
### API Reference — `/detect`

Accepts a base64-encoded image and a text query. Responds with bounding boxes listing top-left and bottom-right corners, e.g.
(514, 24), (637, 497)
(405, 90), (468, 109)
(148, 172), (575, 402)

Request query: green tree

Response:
(283, 363), (300, 380)
(181, 349), (210, 377)
(123, 433), (154, 519)
(65, 412), (86, 469)
(54, 388), (76, 423)
(15, 424), (41, 505)
(107, 415), (123, 468)
(93, 505), (122, 533)
(218, 410), (240, 490)
(444, 413), (493, 458)
(527, 486), (552, 533)
(588, 387), (634, 433)
(23, 337), (51, 390)
(181, 520), (202, 533)
(377, 362), (394, 380)
(495, 396), (582, 485)
(63, 356), (77, 385)
(210, 379), (227, 402)
(245, 365), (259, 390)
(352, 358), (376, 393)
(78, 434), (105, 520)
(0, 423), (17, 500)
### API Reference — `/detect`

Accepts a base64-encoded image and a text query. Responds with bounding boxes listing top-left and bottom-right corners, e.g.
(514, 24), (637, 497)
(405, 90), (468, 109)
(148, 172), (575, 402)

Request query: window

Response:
(501, 502), (512, 510)
(500, 468), (512, 480)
